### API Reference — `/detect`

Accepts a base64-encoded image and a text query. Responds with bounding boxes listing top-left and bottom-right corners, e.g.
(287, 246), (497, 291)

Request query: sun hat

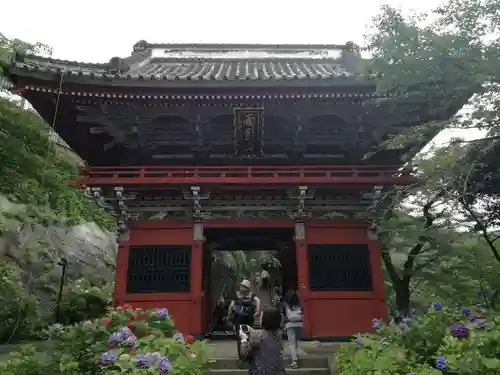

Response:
(240, 279), (252, 289)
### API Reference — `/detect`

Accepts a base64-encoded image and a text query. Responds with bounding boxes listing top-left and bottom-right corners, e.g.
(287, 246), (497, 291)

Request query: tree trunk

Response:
(394, 281), (411, 317)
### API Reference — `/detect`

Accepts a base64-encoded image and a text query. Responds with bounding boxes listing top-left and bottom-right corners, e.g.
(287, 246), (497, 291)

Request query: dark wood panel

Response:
(308, 244), (373, 291)
(127, 245), (191, 293)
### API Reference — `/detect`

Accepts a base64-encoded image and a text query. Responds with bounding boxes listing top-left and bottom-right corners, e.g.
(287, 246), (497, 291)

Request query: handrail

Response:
(84, 165), (404, 171)
(73, 165), (415, 187)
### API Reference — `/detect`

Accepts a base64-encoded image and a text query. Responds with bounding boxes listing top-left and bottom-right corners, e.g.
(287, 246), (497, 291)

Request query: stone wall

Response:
(0, 194), (116, 309)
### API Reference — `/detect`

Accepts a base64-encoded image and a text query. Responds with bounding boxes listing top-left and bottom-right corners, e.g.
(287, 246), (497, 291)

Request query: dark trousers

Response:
(261, 277), (269, 290)
(233, 314), (254, 359)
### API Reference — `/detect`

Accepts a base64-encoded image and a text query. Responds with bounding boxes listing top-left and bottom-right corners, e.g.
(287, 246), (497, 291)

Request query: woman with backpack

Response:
(229, 279), (261, 359)
(282, 289), (303, 369)
(239, 306), (285, 375)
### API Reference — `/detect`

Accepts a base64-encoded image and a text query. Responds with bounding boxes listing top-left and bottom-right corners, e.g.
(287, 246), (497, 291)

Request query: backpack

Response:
(285, 304), (303, 323)
(235, 296), (256, 317)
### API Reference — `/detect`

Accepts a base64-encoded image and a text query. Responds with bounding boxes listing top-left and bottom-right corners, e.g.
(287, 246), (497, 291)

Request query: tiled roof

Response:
(124, 59), (357, 81)
(9, 58), (364, 81)
(5, 42), (373, 84)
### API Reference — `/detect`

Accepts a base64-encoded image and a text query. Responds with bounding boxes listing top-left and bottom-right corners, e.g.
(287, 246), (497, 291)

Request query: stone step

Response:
(209, 356), (329, 370)
(207, 368), (329, 375)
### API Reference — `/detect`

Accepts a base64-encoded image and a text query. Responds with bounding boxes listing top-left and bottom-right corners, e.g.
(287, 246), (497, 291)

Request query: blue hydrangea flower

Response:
(461, 306), (470, 316)
(436, 355), (447, 371)
(157, 356), (172, 373)
(156, 308), (169, 319)
(136, 353), (157, 369)
(354, 336), (363, 350)
(100, 350), (118, 365)
(397, 321), (410, 334)
(371, 318), (382, 330)
(433, 302), (442, 311)
(173, 332), (185, 342)
(402, 317), (412, 326)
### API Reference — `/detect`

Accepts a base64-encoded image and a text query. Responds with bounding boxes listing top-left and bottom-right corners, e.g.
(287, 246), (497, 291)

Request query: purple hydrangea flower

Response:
(433, 302), (442, 311)
(108, 332), (124, 344)
(469, 316), (487, 330)
(461, 306), (470, 316)
(173, 332), (185, 342)
(372, 318), (382, 330)
(136, 353), (157, 369)
(157, 356), (172, 373)
(123, 334), (138, 346)
(402, 317), (412, 326)
(119, 327), (134, 338)
(100, 350), (118, 365)
(156, 308), (169, 319)
(436, 355), (447, 371)
(397, 321), (410, 334)
(450, 323), (469, 339)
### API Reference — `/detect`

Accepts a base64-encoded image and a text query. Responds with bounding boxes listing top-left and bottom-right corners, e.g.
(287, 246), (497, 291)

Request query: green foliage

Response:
(0, 35), (52, 75)
(0, 306), (208, 375)
(0, 263), (44, 343)
(335, 304), (500, 374)
(58, 279), (114, 326)
(0, 97), (115, 229)
(0, 345), (49, 375)
(0, 259), (113, 343)
(368, 0), (500, 163)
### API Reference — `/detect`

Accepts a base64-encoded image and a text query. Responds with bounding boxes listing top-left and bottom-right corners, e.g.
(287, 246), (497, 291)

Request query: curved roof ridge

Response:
(146, 42), (350, 50)
(18, 53), (109, 68)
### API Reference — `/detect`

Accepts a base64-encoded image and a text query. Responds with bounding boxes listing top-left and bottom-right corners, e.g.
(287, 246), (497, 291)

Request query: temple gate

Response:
(2, 41), (467, 337)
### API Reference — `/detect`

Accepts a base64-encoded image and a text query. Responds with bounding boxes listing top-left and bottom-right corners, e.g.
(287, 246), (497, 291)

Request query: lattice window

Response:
(127, 245), (191, 294)
(308, 244), (372, 291)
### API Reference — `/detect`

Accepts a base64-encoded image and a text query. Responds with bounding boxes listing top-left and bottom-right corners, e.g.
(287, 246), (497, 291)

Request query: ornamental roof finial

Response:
(132, 40), (149, 55)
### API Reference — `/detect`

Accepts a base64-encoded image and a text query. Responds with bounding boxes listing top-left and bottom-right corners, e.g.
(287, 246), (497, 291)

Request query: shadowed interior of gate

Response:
(202, 228), (296, 336)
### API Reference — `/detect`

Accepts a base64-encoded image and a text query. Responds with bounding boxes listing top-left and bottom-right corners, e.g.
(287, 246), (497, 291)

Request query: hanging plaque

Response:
(233, 107), (264, 158)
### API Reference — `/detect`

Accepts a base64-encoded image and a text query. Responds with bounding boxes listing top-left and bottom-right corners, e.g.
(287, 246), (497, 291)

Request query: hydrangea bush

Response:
(335, 302), (500, 375)
(0, 305), (208, 375)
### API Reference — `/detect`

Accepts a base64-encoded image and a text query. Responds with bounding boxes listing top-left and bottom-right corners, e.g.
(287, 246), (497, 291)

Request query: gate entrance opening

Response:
(202, 227), (296, 334)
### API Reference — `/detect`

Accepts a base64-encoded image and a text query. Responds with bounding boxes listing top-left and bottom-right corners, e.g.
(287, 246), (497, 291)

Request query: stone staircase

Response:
(206, 341), (333, 375)
(207, 356), (331, 375)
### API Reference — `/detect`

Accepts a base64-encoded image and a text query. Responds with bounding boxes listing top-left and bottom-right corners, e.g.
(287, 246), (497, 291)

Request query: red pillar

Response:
(295, 221), (311, 337)
(190, 222), (204, 335)
(113, 237), (129, 307)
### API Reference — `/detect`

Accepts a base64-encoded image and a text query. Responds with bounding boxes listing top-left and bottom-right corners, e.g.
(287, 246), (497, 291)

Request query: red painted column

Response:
(190, 222), (204, 335)
(295, 221), (311, 336)
(113, 233), (130, 307)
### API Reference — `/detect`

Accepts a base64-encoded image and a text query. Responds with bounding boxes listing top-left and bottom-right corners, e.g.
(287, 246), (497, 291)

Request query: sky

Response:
(2, 0), (484, 147)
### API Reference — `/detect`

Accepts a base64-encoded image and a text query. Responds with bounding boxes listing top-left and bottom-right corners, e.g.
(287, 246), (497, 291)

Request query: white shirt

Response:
(260, 270), (270, 279)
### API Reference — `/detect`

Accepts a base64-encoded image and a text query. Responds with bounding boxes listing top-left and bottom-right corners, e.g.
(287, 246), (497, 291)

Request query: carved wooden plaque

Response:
(233, 107), (264, 158)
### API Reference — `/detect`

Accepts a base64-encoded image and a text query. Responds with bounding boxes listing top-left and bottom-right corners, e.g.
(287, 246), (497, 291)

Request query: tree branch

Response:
(461, 201), (500, 263)
(381, 247), (401, 284)
(401, 190), (445, 282)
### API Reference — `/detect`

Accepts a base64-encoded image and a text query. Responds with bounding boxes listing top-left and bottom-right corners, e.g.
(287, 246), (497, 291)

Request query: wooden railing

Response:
(73, 165), (415, 187)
